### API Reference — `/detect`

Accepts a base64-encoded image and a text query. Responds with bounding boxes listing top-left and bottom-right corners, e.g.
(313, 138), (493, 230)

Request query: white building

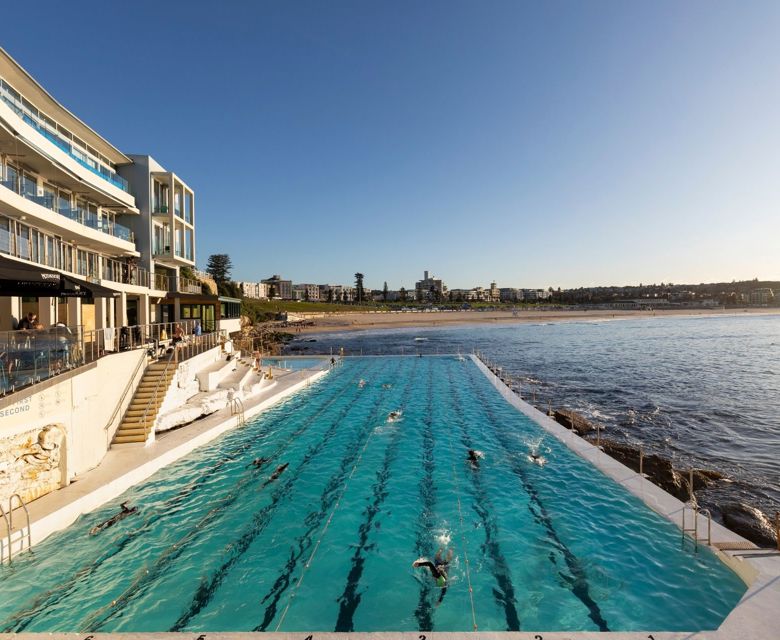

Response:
(0, 47), (236, 333)
(238, 281), (268, 299)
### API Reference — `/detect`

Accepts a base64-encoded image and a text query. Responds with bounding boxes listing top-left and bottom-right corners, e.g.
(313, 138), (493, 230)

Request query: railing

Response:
(103, 348), (148, 447)
(153, 272), (169, 291)
(0, 320), (222, 397)
(0, 177), (134, 243)
(0, 324), (84, 395)
(0, 84), (131, 193)
(178, 277), (201, 294)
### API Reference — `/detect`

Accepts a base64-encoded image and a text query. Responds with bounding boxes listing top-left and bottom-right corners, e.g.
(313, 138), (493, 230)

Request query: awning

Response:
(0, 255), (119, 298)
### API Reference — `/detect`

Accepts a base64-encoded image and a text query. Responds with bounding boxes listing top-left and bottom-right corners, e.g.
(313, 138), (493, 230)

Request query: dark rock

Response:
(554, 409), (597, 436)
(721, 502), (778, 548)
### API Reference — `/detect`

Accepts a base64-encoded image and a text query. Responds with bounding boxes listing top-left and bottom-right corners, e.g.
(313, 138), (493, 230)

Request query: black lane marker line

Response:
(446, 362), (521, 631)
(1, 361), (373, 632)
(413, 360), (436, 631)
(331, 361), (421, 631)
(172, 360), (408, 632)
(256, 360), (419, 632)
(465, 364), (610, 632)
(78, 361), (381, 632)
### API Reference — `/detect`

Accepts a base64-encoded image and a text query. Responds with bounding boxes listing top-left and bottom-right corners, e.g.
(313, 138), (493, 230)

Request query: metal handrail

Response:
(0, 503), (9, 565)
(104, 351), (148, 441)
(135, 351), (177, 433)
(8, 494), (31, 553)
(230, 396), (246, 425)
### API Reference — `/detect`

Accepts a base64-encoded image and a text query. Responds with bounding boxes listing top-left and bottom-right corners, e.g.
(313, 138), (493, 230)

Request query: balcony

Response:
(179, 277), (202, 294)
(0, 86), (131, 194)
(0, 177), (134, 243)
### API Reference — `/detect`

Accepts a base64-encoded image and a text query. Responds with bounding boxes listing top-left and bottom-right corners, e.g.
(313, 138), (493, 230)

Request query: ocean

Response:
(285, 313), (780, 521)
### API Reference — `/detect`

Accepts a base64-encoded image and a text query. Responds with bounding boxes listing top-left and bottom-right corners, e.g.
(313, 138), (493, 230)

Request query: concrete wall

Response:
(0, 349), (146, 505)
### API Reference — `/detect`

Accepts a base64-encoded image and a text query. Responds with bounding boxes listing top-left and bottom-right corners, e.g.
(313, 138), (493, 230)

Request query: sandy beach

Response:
(295, 307), (779, 334)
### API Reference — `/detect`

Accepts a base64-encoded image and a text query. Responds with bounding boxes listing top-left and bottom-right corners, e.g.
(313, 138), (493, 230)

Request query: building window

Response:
(0, 216), (10, 254)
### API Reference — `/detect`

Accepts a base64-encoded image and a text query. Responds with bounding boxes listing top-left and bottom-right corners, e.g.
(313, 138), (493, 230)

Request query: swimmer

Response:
(387, 410), (403, 422)
(382, 383), (392, 389)
(358, 379), (366, 388)
(249, 457), (270, 469)
(528, 452), (547, 466)
(263, 463), (289, 487)
(413, 547), (454, 605)
(89, 501), (138, 536)
(466, 449), (484, 468)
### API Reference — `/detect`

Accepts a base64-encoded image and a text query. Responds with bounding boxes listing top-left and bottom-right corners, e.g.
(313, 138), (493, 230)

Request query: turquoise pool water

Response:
(0, 357), (745, 632)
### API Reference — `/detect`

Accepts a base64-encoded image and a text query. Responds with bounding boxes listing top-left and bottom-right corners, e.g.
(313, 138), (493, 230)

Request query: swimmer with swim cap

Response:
(89, 501), (138, 536)
(413, 547), (453, 604)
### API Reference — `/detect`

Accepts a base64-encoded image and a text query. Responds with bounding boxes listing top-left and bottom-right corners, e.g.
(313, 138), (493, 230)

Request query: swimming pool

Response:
(0, 356), (745, 632)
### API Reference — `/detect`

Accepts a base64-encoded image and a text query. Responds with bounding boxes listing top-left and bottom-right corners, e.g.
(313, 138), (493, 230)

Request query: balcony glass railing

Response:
(0, 177), (134, 243)
(0, 87), (131, 194)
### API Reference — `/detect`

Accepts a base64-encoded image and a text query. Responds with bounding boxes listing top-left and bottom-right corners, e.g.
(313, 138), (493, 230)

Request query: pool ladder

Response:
(682, 501), (712, 551)
(230, 396), (246, 426)
(0, 494), (32, 565)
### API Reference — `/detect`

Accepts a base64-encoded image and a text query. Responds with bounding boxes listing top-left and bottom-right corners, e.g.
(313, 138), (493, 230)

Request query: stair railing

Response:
(135, 350), (177, 435)
(104, 350), (148, 446)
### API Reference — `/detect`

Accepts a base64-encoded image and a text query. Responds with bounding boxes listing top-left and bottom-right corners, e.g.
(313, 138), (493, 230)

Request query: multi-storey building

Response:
(0, 47), (214, 332)
(292, 283), (320, 302)
(237, 281), (268, 299)
(261, 275), (292, 300)
(415, 270), (445, 302)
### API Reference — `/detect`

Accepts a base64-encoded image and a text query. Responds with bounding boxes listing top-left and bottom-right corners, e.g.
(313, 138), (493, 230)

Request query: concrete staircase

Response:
(112, 359), (177, 445)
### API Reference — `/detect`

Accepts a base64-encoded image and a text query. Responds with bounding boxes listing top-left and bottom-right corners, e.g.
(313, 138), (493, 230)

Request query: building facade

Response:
(261, 275), (292, 300)
(415, 270), (445, 302)
(0, 47), (208, 332)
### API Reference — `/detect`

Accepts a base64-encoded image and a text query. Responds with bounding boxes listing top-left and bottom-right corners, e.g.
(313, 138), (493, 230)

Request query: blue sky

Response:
(2, 1), (778, 290)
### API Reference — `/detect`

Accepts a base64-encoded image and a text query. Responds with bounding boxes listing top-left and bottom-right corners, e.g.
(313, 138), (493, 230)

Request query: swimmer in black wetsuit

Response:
(249, 457), (270, 469)
(89, 501), (138, 536)
(263, 463), (289, 487)
(413, 547), (453, 605)
(466, 449), (484, 469)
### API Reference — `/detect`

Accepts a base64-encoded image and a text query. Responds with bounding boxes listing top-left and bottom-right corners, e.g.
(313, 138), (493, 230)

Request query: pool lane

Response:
(461, 360), (610, 631)
(269, 357), (422, 632)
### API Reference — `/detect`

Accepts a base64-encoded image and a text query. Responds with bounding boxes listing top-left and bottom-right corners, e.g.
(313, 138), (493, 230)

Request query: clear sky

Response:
(2, 1), (778, 290)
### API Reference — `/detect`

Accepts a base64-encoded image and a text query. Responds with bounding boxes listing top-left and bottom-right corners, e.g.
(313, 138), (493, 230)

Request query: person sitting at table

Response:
(18, 312), (36, 330)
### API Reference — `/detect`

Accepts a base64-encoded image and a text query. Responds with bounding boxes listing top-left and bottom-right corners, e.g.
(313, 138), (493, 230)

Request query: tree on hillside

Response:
(382, 281), (388, 302)
(399, 287), (407, 302)
(327, 288), (334, 303)
(206, 254), (233, 283)
(268, 283), (277, 299)
(354, 273), (365, 304)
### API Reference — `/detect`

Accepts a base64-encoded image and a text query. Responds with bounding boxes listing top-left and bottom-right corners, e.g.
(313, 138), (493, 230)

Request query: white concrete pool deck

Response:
(1, 355), (777, 639)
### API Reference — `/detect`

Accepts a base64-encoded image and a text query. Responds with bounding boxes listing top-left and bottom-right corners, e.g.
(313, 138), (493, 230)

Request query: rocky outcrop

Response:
(721, 502), (778, 548)
(0, 424), (66, 504)
(553, 409), (597, 436)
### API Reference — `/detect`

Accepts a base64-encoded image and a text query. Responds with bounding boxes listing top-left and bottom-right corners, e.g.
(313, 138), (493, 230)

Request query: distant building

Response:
(750, 288), (774, 305)
(261, 275), (292, 299)
(522, 289), (551, 301)
(237, 281), (268, 299)
(292, 283), (320, 301)
(415, 270), (446, 302)
(499, 288), (523, 302)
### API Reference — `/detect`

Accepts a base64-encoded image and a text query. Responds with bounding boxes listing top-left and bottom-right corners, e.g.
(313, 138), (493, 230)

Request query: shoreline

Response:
(294, 307), (779, 335)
